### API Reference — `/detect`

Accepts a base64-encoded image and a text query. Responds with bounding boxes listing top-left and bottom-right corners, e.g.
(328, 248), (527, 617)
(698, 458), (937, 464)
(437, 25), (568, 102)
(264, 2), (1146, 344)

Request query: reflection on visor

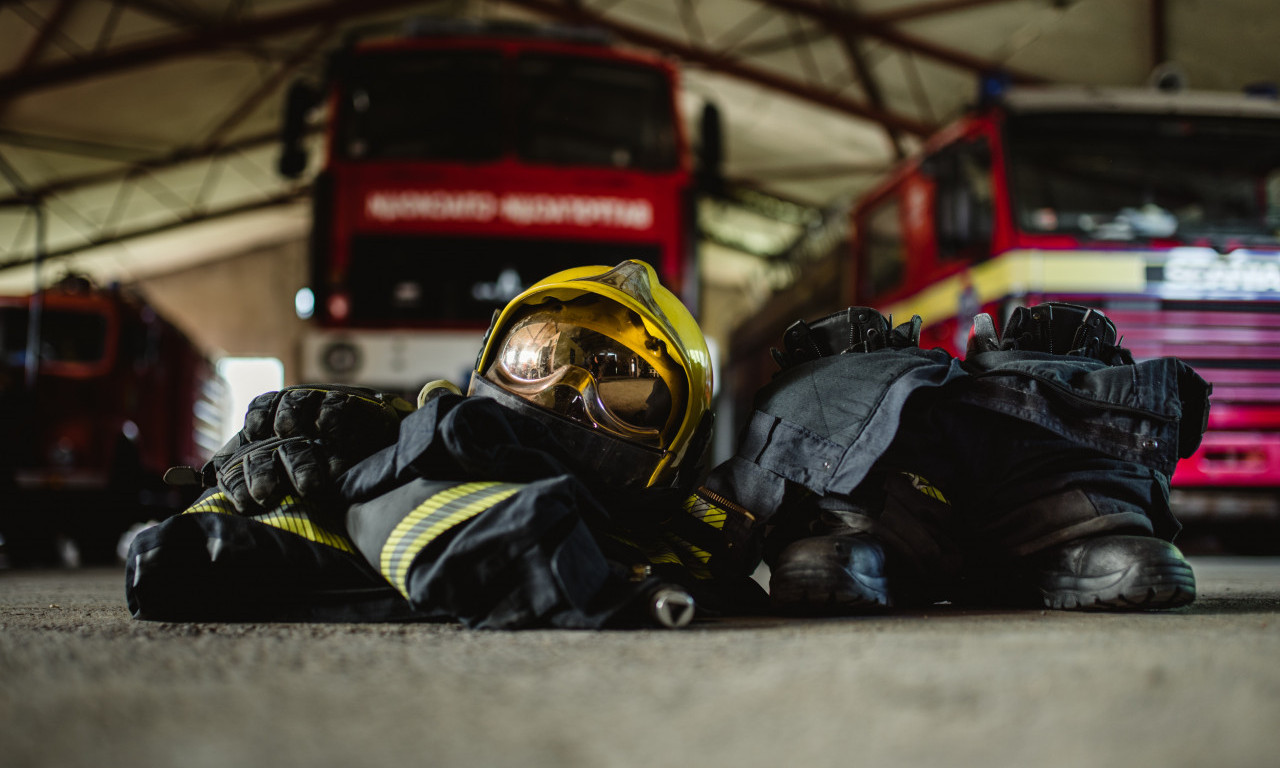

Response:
(488, 317), (672, 445)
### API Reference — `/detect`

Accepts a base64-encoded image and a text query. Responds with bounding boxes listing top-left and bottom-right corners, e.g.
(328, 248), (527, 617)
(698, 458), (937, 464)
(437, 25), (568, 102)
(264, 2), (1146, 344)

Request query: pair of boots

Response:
(766, 303), (1196, 613)
(770, 532), (1196, 612)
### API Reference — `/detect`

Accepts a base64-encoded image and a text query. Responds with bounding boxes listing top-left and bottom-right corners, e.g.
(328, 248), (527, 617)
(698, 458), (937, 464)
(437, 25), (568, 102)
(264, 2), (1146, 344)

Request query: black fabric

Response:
(962, 351), (1211, 469)
(350, 476), (641, 629)
(699, 346), (968, 563)
(125, 501), (425, 623)
(128, 389), (765, 628)
(884, 397), (1179, 550)
(701, 312), (1210, 598)
(466, 377), (670, 490)
(745, 347), (969, 497)
(338, 398), (765, 628)
(338, 394), (581, 504)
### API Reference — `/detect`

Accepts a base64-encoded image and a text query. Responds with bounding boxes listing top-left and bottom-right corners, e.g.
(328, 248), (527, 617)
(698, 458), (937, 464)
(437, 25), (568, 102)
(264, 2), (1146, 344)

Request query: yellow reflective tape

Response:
(603, 532), (682, 568)
(181, 491), (355, 552)
(662, 534), (713, 580)
(184, 491), (237, 516)
(881, 249), (1148, 326)
(1034, 252), (1146, 292)
(387, 484), (521, 595)
(381, 483), (485, 578)
(259, 500), (356, 553)
(668, 536), (712, 566)
(682, 493), (728, 530)
(648, 550), (684, 566)
(902, 473), (949, 505)
(381, 482), (522, 596)
(389, 491), (516, 592)
(604, 531), (713, 579)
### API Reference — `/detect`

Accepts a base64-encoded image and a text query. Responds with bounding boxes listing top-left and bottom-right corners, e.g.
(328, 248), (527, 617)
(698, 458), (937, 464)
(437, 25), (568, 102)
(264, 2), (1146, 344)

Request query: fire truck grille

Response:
(1104, 300), (1280, 409)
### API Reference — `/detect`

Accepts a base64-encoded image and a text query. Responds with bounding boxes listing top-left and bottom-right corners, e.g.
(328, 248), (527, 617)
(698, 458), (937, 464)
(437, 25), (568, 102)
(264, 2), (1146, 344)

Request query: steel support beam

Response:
(0, 190), (308, 271)
(829, 0), (904, 158)
(14, 0), (79, 73)
(501, 0), (935, 136)
(755, 0), (1047, 83)
(0, 129), (285, 208)
(0, 0), (437, 98)
(1151, 0), (1168, 68)
(868, 0), (1028, 25)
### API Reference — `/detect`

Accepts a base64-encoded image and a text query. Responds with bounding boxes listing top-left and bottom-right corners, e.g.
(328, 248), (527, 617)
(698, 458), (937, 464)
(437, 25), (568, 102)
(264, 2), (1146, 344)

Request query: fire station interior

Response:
(5, 4), (1280, 768)
(3, 0), (1280, 558)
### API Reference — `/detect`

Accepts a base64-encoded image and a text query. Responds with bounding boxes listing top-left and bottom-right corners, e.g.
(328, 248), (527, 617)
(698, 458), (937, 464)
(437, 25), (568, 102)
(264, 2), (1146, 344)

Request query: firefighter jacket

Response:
(126, 392), (764, 629)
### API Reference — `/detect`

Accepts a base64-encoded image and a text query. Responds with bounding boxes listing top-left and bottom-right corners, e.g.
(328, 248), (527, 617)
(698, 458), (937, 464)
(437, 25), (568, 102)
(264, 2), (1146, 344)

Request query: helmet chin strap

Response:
(671, 410), (715, 491)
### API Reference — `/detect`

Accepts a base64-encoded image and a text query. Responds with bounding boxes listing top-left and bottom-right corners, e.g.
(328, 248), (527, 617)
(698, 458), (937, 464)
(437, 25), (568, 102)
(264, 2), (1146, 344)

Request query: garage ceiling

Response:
(1, 0), (1278, 297)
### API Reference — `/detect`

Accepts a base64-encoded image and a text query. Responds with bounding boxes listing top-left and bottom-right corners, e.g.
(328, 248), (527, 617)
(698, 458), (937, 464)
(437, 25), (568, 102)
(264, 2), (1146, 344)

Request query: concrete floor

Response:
(1, 558), (1278, 768)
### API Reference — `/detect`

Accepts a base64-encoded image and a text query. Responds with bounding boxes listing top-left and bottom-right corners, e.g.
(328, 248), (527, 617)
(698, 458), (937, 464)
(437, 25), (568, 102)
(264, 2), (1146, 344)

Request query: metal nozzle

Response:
(649, 586), (696, 629)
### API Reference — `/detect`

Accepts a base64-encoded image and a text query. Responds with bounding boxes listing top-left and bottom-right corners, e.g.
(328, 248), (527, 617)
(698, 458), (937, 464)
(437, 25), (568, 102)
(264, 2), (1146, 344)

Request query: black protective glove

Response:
(200, 384), (413, 515)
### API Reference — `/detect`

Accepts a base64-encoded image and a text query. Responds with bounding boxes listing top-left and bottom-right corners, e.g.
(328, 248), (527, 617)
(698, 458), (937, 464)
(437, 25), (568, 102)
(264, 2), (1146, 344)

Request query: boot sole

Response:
(1039, 559), (1196, 611)
(769, 565), (891, 613)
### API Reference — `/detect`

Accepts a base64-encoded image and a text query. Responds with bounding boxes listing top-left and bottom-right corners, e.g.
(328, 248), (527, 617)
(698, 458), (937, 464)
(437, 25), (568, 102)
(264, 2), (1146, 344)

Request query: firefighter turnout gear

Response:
(693, 303), (1209, 613)
(128, 262), (759, 629)
(125, 276), (1210, 626)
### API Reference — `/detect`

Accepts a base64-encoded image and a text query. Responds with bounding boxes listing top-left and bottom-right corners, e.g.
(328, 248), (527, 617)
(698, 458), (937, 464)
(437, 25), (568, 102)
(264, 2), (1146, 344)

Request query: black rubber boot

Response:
(768, 535), (891, 613)
(1034, 535), (1196, 611)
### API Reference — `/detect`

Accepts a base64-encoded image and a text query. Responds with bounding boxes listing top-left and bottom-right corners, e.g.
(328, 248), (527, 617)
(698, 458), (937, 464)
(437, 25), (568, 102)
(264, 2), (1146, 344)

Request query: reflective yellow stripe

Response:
(666, 534), (712, 566)
(661, 534), (713, 580)
(881, 249), (1149, 325)
(682, 492), (728, 529)
(380, 482), (522, 597)
(259, 498), (356, 553)
(182, 491), (355, 553)
(606, 531), (713, 579)
(185, 492), (237, 516)
(902, 473), (949, 505)
(648, 549), (684, 566)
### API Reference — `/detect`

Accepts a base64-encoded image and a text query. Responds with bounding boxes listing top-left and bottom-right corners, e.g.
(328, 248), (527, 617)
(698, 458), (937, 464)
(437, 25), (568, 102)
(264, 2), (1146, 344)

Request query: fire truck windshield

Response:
(1, 307), (108, 367)
(337, 49), (679, 171)
(511, 53), (678, 171)
(338, 50), (504, 162)
(1006, 112), (1280, 247)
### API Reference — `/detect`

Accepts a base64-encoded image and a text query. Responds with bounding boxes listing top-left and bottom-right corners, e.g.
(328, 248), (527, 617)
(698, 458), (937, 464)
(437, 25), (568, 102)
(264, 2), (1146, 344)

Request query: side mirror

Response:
(279, 80), (322, 179)
(697, 101), (724, 196)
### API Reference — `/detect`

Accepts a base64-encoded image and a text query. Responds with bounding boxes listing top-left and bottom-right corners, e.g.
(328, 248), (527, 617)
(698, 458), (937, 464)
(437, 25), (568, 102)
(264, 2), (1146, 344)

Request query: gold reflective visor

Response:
(486, 314), (674, 446)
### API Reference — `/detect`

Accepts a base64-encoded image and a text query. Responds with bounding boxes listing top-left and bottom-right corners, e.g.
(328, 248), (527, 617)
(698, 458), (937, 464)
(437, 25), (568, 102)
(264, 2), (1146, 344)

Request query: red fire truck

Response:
(0, 276), (224, 564)
(280, 20), (710, 395)
(840, 82), (1280, 526)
